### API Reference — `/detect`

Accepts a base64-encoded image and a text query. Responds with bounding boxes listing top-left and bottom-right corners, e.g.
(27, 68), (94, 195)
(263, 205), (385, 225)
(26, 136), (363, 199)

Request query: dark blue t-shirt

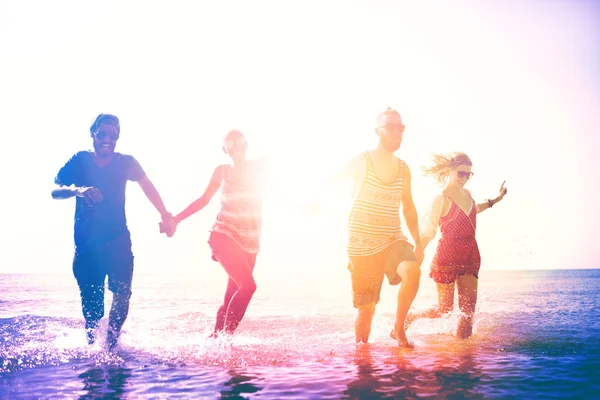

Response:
(55, 151), (145, 249)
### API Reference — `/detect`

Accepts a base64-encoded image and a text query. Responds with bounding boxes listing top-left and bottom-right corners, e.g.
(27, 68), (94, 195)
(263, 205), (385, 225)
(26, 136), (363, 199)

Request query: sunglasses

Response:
(457, 171), (474, 179)
(94, 131), (119, 141)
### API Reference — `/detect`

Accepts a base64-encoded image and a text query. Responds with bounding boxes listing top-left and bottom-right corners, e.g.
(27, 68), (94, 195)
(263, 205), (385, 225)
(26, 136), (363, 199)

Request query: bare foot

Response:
(389, 313), (416, 341)
(390, 328), (414, 348)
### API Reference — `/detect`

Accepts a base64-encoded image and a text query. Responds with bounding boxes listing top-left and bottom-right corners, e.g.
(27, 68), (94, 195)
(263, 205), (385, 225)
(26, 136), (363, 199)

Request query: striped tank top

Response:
(210, 164), (264, 254)
(347, 152), (408, 257)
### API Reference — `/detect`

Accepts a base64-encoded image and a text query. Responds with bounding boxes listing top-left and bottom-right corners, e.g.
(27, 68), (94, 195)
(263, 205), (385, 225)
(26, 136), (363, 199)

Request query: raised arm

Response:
(174, 165), (223, 224)
(476, 180), (508, 214)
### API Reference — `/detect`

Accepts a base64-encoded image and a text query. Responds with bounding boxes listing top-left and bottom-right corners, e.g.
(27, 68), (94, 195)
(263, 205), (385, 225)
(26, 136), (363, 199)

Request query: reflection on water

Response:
(78, 365), (133, 399)
(344, 345), (389, 399)
(343, 343), (486, 399)
(219, 369), (262, 399)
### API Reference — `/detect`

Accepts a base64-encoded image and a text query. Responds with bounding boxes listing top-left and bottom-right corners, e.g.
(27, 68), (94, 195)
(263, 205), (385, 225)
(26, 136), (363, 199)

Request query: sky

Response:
(1, 0), (599, 275)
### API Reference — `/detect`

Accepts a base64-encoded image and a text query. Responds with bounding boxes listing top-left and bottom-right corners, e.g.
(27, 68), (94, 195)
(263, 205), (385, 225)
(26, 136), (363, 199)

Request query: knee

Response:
(114, 289), (132, 305)
(400, 261), (421, 283)
(358, 302), (376, 317)
(240, 279), (257, 296)
(112, 280), (132, 300)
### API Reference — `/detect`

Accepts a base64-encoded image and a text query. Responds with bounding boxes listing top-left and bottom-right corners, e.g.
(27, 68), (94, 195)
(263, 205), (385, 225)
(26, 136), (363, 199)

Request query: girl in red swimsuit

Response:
(409, 152), (507, 338)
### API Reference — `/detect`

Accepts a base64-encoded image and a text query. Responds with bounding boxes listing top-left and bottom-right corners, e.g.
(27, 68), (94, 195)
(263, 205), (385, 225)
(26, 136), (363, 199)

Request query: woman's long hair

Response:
(422, 152), (473, 185)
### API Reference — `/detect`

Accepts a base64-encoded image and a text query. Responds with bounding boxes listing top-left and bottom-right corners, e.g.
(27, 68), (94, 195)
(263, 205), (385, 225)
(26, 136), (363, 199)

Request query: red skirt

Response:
(430, 237), (481, 284)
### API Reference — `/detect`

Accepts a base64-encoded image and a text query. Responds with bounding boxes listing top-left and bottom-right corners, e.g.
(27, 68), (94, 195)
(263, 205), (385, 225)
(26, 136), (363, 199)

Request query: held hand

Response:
(159, 213), (177, 237)
(78, 187), (103, 205)
(414, 245), (425, 266)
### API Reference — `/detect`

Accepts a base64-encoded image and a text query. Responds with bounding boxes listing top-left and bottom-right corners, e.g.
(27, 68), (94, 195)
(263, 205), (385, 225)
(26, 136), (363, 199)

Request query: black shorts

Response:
(73, 233), (134, 295)
(348, 240), (416, 308)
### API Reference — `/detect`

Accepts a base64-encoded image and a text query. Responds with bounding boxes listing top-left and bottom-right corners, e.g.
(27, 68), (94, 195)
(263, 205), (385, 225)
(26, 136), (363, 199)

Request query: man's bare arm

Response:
(137, 175), (170, 218)
(52, 185), (103, 204)
(401, 165), (422, 249)
(51, 185), (83, 200)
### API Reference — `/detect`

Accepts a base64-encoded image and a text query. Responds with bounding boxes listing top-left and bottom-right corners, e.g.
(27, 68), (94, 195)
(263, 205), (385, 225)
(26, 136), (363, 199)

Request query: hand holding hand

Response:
(159, 213), (178, 237)
(414, 245), (425, 266)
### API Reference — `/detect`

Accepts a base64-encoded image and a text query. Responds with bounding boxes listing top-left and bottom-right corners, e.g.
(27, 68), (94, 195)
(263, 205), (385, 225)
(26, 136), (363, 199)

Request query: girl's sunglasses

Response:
(457, 171), (474, 179)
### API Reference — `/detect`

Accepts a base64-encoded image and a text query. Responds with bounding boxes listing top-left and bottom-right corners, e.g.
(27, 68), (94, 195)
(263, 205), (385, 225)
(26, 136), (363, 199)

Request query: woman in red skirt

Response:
(407, 152), (507, 338)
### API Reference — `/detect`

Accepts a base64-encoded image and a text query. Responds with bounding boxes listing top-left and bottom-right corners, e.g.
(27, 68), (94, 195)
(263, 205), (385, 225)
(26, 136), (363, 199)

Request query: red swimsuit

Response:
(430, 196), (481, 284)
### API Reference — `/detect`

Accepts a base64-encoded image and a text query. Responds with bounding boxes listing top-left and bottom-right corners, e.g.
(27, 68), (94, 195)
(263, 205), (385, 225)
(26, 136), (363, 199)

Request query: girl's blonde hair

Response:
(422, 152), (473, 185)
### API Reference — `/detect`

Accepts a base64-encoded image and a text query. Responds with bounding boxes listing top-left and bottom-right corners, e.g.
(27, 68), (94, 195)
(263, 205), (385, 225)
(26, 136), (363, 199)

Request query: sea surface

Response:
(1, 269), (599, 399)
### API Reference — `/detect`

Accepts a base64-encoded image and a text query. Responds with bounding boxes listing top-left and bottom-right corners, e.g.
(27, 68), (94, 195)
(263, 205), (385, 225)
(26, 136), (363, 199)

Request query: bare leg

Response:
(456, 274), (478, 339)
(393, 282), (455, 340)
(392, 261), (421, 347)
(214, 253), (257, 335)
(223, 278), (256, 334)
(210, 278), (238, 337)
(355, 302), (376, 344)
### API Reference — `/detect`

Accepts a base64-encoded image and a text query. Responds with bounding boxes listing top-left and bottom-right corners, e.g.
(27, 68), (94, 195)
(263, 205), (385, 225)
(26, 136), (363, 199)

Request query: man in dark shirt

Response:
(52, 113), (172, 349)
